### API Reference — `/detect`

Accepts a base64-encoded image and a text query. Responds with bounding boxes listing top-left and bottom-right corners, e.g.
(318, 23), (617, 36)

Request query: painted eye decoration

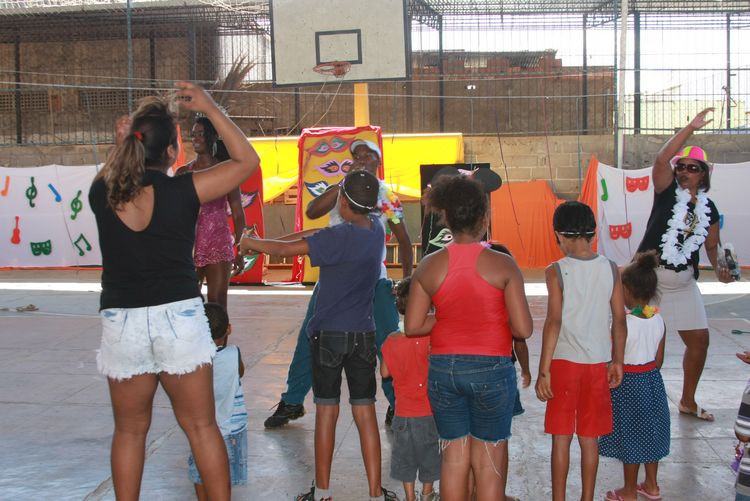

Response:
(227, 191), (258, 216)
(428, 228), (453, 249)
(240, 254), (258, 273)
(310, 140), (331, 156)
(329, 137), (348, 152)
(305, 180), (331, 198)
(240, 191), (258, 208)
(315, 159), (354, 177)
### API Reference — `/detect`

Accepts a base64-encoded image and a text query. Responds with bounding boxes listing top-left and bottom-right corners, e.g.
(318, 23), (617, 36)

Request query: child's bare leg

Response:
(643, 462), (660, 495)
(314, 403), (339, 490)
(402, 481), (416, 501)
(551, 434), (573, 501)
(470, 437), (507, 501)
(193, 483), (208, 501)
(578, 436), (599, 501)
(422, 481), (434, 495)
(441, 437), (472, 501)
(351, 403), (382, 497)
(467, 469), (475, 500)
(617, 463), (640, 500)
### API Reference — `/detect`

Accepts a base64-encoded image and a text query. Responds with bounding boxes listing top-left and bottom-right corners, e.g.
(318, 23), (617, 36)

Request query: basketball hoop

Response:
(312, 61), (352, 78)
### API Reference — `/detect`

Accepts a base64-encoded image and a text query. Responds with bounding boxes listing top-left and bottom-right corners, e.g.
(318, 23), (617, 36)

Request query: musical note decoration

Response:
(73, 233), (92, 256)
(48, 183), (62, 202)
(10, 216), (20, 245)
(30, 239), (52, 256)
(70, 190), (83, 220)
(0, 176), (9, 196)
(26, 177), (38, 208)
(600, 178), (609, 201)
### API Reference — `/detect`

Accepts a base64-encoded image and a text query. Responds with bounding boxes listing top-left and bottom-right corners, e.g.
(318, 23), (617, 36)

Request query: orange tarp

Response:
(489, 155), (599, 268)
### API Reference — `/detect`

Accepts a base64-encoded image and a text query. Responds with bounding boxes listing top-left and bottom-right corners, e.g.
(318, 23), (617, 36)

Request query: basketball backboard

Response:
(270, 0), (410, 86)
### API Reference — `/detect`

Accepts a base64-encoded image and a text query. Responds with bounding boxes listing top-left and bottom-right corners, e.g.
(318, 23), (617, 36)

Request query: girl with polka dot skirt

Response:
(600, 250), (670, 501)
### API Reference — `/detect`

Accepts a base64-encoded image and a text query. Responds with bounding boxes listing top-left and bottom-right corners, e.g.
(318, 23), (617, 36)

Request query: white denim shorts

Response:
(97, 297), (216, 380)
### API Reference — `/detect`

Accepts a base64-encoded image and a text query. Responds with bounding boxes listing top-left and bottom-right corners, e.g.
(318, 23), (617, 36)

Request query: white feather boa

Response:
(659, 187), (711, 267)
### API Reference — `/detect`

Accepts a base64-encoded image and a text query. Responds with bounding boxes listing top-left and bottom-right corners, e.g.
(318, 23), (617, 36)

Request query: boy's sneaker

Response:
(385, 406), (394, 428)
(381, 486), (400, 501)
(296, 481), (331, 501)
(420, 490), (439, 501)
(264, 400), (305, 428)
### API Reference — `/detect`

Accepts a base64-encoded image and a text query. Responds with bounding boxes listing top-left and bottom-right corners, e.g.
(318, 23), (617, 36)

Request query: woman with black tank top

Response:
(637, 107), (733, 423)
(88, 82), (258, 500)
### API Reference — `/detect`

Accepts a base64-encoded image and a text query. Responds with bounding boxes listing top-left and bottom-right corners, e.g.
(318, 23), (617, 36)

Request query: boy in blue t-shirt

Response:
(240, 170), (397, 501)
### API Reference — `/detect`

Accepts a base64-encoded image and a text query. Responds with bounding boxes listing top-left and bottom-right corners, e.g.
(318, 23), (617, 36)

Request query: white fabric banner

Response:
(596, 160), (750, 268)
(0, 165), (101, 267)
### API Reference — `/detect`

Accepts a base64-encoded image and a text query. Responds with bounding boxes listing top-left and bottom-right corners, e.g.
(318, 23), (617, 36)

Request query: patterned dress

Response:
(186, 162), (235, 267)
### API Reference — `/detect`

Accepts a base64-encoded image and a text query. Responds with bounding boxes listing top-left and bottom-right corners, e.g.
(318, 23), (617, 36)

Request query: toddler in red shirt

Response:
(381, 277), (440, 501)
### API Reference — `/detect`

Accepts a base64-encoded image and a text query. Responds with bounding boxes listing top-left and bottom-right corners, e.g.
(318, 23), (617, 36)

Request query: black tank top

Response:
(89, 169), (201, 309)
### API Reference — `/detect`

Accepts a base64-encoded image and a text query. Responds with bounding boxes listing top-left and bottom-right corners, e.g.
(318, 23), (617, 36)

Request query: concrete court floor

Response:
(1, 270), (750, 501)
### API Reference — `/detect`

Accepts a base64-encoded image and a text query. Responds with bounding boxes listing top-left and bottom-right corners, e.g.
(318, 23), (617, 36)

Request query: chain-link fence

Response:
(0, 1), (748, 145)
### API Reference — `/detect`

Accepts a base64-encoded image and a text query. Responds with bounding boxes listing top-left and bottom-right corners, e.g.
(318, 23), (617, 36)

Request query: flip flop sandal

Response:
(636, 482), (662, 500)
(605, 490), (625, 501)
(678, 403), (714, 422)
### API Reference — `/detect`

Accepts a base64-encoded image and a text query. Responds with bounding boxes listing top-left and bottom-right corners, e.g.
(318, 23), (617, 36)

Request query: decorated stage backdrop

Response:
(594, 158), (750, 267)
(292, 126), (383, 283)
(0, 164), (266, 283)
(0, 165), (101, 267)
(489, 155), (749, 269)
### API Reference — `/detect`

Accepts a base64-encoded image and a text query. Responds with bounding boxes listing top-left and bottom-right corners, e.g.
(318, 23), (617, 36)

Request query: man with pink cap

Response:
(637, 107), (734, 425)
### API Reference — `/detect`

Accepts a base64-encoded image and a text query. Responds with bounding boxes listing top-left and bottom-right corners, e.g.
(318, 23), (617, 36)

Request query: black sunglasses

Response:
(674, 162), (704, 174)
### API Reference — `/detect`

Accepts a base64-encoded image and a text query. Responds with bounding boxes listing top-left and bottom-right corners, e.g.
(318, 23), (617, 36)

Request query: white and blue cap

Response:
(349, 139), (381, 159)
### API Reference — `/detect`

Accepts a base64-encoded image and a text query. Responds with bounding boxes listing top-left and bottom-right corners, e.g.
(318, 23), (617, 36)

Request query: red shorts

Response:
(544, 359), (612, 437)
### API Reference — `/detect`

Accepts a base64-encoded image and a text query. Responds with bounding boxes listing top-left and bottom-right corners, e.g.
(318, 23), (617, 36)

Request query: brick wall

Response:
(2, 131), (749, 205)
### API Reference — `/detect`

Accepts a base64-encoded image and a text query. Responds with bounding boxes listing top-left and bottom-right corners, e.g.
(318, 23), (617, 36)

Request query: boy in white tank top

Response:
(535, 201), (627, 501)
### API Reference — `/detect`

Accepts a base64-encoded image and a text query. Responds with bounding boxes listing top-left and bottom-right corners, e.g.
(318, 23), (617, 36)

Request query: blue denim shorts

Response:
(428, 354), (516, 443)
(97, 297), (216, 380)
(188, 429), (248, 486)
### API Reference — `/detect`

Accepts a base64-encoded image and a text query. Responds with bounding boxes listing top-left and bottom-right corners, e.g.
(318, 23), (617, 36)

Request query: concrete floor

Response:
(1, 270), (749, 500)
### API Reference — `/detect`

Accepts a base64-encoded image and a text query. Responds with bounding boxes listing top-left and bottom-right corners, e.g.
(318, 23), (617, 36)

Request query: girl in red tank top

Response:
(404, 175), (533, 501)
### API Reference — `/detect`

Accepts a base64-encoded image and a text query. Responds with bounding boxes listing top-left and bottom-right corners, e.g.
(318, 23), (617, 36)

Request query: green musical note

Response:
(73, 233), (91, 256)
(70, 190), (83, 220)
(600, 178), (609, 202)
(30, 239), (52, 256)
(26, 177), (38, 208)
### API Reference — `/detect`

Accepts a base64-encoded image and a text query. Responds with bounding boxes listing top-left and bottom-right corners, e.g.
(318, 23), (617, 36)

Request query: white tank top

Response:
(623, 313), (665, 365)
(553, 254), (616, 364)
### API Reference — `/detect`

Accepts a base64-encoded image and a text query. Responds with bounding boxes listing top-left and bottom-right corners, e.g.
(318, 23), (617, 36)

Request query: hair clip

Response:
(133, 131), (143, 141)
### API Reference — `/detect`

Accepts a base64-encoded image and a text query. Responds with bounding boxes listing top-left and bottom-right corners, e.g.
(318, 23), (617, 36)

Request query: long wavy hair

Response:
(104, 97), (177, 208)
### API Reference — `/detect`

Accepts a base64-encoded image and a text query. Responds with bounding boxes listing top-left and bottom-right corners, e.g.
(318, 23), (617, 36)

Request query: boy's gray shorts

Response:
(390, 415), (441, 483)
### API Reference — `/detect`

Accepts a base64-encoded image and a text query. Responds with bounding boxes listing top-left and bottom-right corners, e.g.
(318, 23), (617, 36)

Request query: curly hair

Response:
(622, 250), (660, 304)
(195, 116), (229, 160)
(204, 302), (229, 340)
(393, 277), (411, 315)
(429, 175), (487, 235)
(103, 97), (177, 208)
